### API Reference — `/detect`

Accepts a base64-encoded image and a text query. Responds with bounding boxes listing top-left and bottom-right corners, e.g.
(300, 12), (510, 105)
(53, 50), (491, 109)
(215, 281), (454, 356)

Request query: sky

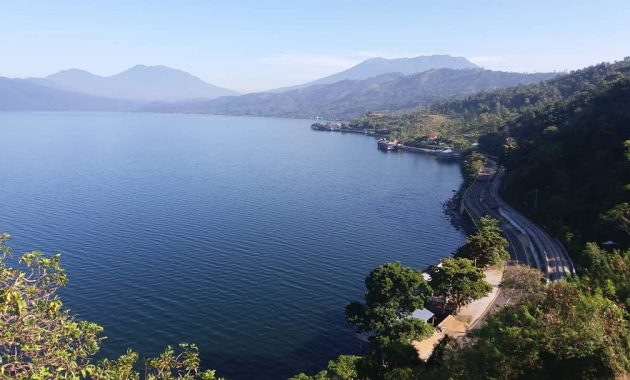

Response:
(1, 0), (629, 93)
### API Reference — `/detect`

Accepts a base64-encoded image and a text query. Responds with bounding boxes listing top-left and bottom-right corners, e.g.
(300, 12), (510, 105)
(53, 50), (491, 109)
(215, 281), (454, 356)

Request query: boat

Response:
(377, 138), (400, 151)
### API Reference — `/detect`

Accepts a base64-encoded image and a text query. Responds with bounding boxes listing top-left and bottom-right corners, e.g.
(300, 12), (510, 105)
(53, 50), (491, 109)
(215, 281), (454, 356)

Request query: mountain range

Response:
(0, 77), (134, 111)
(150, 68), (556, 119)
(0, 55), (558, 117)
(271, 54), (479, 92)
(28, 65), (238, 102)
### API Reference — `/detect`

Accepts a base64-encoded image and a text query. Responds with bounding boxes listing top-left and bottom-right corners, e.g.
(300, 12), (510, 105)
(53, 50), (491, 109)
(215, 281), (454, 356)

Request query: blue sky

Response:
(1, 0), (628, 92)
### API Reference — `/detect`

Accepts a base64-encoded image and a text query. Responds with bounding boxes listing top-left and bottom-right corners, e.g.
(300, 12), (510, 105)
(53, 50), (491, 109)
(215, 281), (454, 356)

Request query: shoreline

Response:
(443, 182), (475, 235)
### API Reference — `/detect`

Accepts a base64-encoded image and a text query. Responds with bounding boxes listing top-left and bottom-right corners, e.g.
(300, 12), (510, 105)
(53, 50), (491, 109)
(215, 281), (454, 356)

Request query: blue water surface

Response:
(0, 112), (464, 379)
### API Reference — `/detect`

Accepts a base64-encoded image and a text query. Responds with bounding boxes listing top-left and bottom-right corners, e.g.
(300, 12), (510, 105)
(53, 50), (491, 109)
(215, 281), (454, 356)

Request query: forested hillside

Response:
(353, 59), (630, 149)
(146, 69), (555, 119)
(291, 58), (630, 380)
(433, 59), (630, 261)
(272, 54), (478, 92)
(500, 75), (630, 259)
(352, 59), (630, 258)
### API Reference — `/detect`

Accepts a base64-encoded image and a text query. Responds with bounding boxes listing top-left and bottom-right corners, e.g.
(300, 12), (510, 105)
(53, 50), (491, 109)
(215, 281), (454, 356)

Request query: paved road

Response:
(462, 160), (575, 280)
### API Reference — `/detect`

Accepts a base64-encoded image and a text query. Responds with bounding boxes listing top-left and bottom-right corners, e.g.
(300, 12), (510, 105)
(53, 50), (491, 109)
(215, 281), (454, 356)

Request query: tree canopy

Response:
(582, 242), (630, 308)
(455, 216), (510, 268)
(345, 262), (433, 375)
(428, 257), (492, 312)
(499, 264), (545, 305)
(288, 355), (362, 380)
(345, 262), (431, 326)
(437, 281), (630, 379)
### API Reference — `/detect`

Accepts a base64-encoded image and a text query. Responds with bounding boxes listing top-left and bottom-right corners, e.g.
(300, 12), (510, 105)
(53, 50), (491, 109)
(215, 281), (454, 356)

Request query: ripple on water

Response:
(0, 112), (464, 380)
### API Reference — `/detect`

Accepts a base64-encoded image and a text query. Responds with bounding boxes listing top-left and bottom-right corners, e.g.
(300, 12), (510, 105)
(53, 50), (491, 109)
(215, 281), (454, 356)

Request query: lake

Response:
(0, 112), (465, 379)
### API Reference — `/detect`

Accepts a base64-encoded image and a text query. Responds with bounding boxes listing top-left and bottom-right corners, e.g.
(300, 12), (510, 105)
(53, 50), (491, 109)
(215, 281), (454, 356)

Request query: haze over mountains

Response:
(273, 54), (479, 92)
(0, 55), (558, 117)
(28, 65), (238, 102)
(153, 68), (556, 119)
(0, 77), (135, 111)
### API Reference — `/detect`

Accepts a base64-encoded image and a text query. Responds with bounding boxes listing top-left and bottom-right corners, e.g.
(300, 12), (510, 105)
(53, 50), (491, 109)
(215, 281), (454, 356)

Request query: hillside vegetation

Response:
(291, 58), (630, 380)
(355, 59), (630, 255)
(355, 59), (630, 149)
(273, 54), (478, 92)
(147, 69), (555, 119)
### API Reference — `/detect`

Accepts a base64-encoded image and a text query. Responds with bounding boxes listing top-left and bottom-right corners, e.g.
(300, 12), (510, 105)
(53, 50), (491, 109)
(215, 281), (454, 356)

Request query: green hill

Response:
(302, 58), (630, 380)
(353, 59), (630, 150)
(352, 59), (630, 259)
(499, 69), (630, 260)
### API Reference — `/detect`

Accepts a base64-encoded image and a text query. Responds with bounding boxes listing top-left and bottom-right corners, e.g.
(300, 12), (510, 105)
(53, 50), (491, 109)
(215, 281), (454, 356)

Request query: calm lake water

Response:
(0, 112), (464, 379)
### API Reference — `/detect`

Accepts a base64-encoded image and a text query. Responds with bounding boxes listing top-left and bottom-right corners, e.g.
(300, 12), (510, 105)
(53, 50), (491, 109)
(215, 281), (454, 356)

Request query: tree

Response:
(345, 263), (433, 371)
(456, 217), (509, 267)
(500, 264), (545, 305)
(602, 202), (630, 237)
(325, 355), (362, 380)
(0, 234), (219, 379)
(462, 151), (486, 185)
(582, 242), (630, 307)
(288, 355), (363, 380)
(428, 258), (492, 312)
(346, 262), (432, 339)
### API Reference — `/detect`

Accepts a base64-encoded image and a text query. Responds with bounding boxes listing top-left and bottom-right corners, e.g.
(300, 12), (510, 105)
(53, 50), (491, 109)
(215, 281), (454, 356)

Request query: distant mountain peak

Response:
(272, 54), (479, 92)
(353, 54), (478, 69)
(46, 68), (100, 79)
(34, 65), (238, 102)
(58, 67), (91, 73)
(123, 64), (181, 73)
(363, 57), (388, 63)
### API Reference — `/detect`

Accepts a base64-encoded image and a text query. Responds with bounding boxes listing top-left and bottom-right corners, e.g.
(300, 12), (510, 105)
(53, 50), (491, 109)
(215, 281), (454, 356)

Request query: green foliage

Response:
(362, 262), (431, 313)
(455, 217), (510, 267)
(582, 242), (630, 308)
(428, 257), (492, 312)
(601, 202), (630, 237)
(345, 263), (433, 374)
(346, 263), (432, 341)
(0, 234), (102, 379)
(325, 355), (361, 380)
(441, 281), (630, 379)
(0, 235), (219, 380)
(500, 77), (630, 257)
(288, 355), (363, 380)
(461, 151), (485, 185)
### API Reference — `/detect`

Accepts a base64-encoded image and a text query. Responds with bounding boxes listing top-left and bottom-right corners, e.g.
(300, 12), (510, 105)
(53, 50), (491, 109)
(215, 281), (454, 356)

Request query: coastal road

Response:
(462, 159), (575, 280)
